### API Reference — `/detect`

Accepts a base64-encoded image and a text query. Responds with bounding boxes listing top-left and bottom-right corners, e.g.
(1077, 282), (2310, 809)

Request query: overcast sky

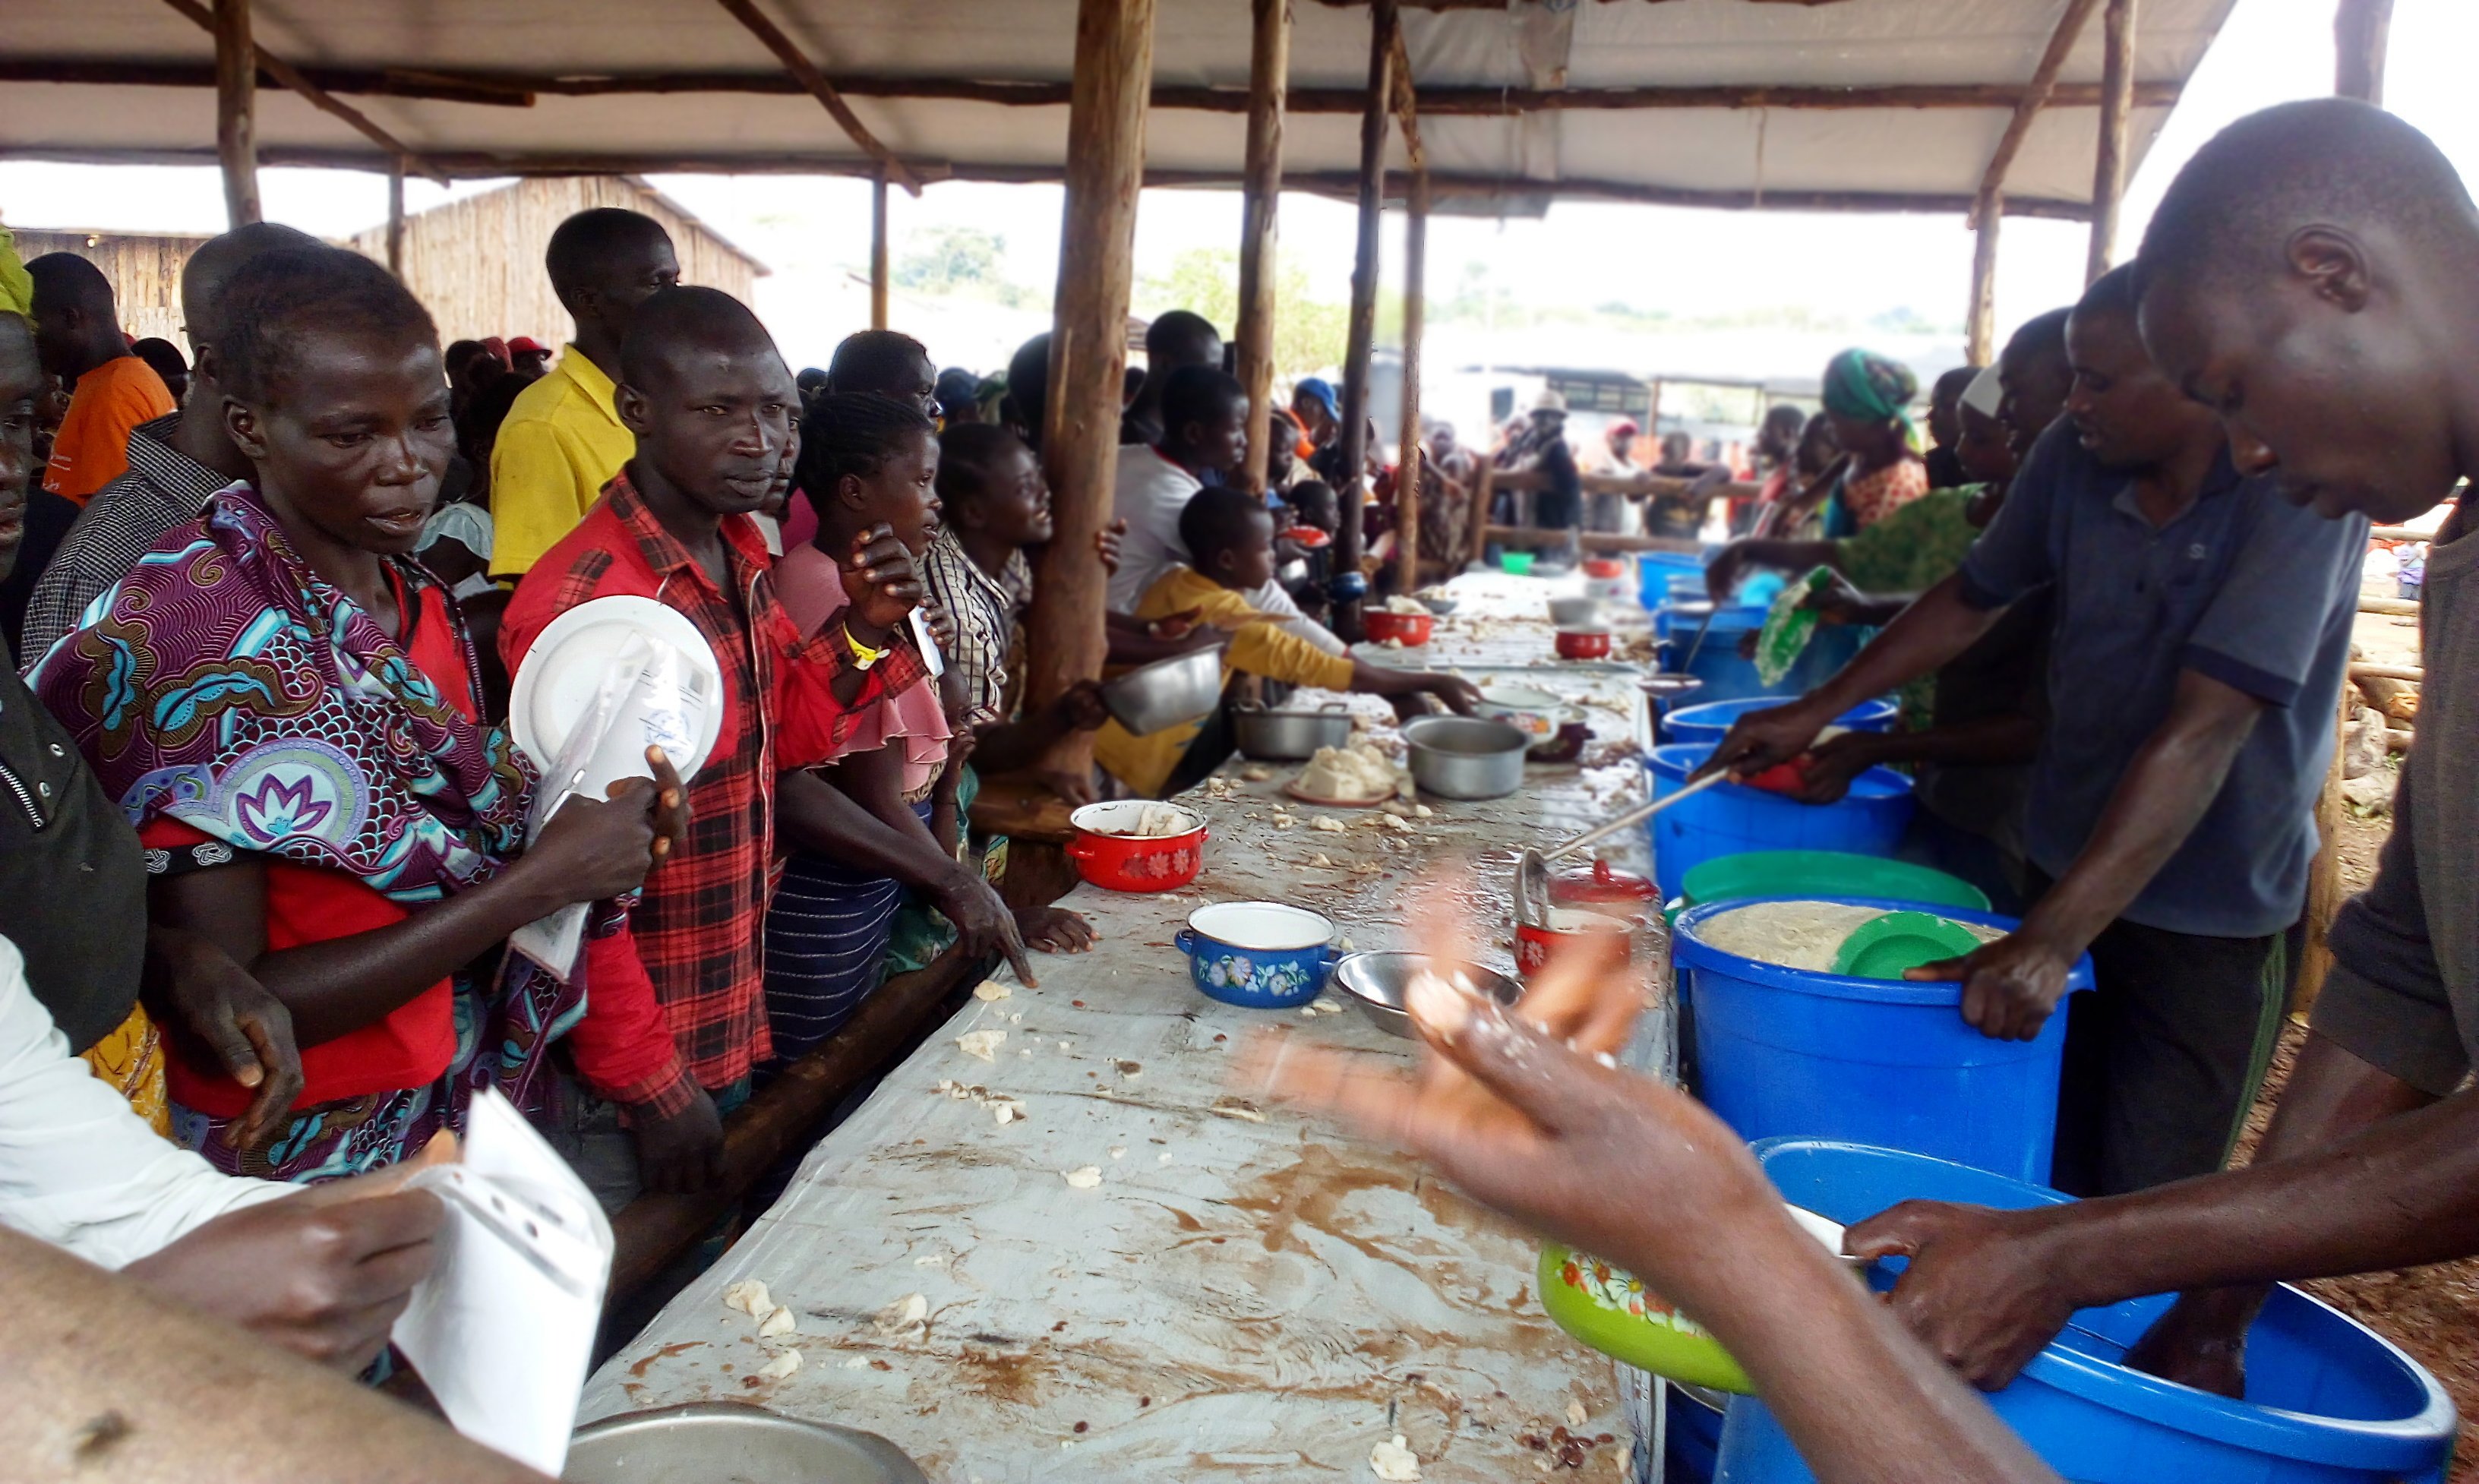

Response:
(3, 0), (2473, 368)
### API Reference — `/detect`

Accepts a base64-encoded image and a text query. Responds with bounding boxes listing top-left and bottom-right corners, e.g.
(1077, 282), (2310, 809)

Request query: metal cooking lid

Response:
(1550, 858), (1659, 903)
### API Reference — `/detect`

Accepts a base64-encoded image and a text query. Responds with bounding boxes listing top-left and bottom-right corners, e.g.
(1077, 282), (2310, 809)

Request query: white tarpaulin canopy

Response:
(3, 0), (2233, 218)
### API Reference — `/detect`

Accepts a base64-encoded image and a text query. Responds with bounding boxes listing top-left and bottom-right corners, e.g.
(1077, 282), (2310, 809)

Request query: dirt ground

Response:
(2229, 791), (2479, 1476)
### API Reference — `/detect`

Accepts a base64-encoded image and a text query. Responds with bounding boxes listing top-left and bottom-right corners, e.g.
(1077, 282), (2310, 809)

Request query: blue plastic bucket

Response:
(1663, 696), (1900, 748)
(1651, 604), (1867, 706)
(1672, 897), (2088, 1182)
(1714, 1141), (2458, 1484)
(1640, 551), (1704, 608)
(1644, 744), (1914, 902)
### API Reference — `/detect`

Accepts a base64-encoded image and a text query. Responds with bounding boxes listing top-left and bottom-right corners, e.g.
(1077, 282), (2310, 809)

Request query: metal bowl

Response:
(1404, 715), (1529, 800)
(1548, 595), (1602, 628)
(1233, 703), (1354, 760)
(1331, 952), (1522, 1037)
(1100, 643), (1227, 735)
(565, 1402), (926, 1483)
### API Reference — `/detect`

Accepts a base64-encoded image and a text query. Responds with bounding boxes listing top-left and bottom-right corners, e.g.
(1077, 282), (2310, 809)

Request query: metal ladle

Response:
(1514, 769), (1733, 924)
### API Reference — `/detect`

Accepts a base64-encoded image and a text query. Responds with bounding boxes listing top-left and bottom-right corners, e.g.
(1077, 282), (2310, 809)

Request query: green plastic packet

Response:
(1753, 565), (1836, 686)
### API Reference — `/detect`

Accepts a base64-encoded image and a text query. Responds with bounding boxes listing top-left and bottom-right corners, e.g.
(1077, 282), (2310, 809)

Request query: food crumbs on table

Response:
(1072, 999), (1085, 1007)
(1159, 1151), (1174, 1164)
(1312, 816), (1347, 834)
(1209, 1097), (1267, 1122)
(844, 1356), (870, 1369)
(1371, 1433), (1422, 1481)
(973, 980), (1012, 1001)
(722, 1279), (774, 1318)
(758, 1305), (797, 1338)
(1063, 1166), (1104, 1189)
(955, 1030), (1006, 1062)
(1074, 1420), (1090, 1433)
(873, 1293), (928, 1335)
(1565, 1400), (1588, 1428)
(756, 1349), (801, 1380)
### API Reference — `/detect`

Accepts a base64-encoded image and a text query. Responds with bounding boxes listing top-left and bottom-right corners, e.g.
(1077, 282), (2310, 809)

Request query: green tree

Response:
(894, 225), (1028, 305)
(1136, 246), (1347, 383)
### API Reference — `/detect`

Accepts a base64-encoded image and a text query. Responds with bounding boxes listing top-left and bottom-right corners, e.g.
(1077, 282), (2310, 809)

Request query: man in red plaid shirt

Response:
(505, 288), (930, 1203)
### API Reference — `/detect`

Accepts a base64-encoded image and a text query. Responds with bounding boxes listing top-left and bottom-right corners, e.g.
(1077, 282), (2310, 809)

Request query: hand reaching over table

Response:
(1240, 871), (2061, 1484)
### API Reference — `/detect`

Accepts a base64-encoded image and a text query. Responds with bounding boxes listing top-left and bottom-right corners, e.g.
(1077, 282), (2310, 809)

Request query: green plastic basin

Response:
(1664, 849), (1990, 925)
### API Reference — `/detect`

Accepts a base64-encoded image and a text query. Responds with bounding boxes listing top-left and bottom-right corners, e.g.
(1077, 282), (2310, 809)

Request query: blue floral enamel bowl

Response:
(1176, 902), (1341, 1009)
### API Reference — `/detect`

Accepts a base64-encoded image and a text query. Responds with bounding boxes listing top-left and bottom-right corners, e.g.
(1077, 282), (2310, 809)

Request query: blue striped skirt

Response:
(762, 801), (932, 1062)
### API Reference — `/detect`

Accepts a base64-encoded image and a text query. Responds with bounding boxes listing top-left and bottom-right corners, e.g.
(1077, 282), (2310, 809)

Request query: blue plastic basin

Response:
(1663, 696), (1900, 748)
(1644, 744), (1913, 902)
(1651, 602), (1867, 706)
(1673, 897), (2088, 1183)
(1639, 551), (1704, 608)
(1713, 1141), (2458, 1484)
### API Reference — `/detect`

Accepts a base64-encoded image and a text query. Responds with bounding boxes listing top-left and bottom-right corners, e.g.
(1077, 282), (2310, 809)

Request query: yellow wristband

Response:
(845, 622), (891, 670)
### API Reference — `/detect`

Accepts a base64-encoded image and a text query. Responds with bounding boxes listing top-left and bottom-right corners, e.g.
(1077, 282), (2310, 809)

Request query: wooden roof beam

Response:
(0, 59), (2177, 116)
(0, 143), (2100, 220)
(156, 0), (450, 185)
(1971, 0), (2105, 224)
(708, 0), (924, 194)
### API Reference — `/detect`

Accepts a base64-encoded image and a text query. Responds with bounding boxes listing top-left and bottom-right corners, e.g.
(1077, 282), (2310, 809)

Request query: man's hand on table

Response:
(1904, 923), (2082, 1041)
(631, 1086), (726, 1195)
(1844, 1200), (2086, 1390)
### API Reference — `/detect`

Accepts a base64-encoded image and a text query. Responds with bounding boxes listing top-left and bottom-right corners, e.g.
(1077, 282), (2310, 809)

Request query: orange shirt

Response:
(46, 355), (174, 506)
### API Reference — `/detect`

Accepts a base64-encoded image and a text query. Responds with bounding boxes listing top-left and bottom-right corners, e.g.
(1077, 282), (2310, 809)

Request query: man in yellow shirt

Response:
(1094, 487), (1480, 797)
(488, 207), (680, 578)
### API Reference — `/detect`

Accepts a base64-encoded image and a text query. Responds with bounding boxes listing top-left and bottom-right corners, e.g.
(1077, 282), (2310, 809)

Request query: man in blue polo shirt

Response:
(1713, 264), (2364, 1198)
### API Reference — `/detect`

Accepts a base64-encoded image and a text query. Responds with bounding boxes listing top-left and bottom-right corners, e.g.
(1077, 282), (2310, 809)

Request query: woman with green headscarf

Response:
(1818, 348), (1929, 535)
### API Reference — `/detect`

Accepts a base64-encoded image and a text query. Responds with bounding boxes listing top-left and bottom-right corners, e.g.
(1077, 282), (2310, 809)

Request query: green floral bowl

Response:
(1537, 1206), (1854, 1394)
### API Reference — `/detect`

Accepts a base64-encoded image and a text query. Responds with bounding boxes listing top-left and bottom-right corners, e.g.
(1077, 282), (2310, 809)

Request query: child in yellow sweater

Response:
(1094, 487), (1481, 796)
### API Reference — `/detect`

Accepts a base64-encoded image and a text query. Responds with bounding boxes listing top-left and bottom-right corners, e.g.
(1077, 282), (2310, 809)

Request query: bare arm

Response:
(1705, 572), (2007, 778)
(1911, 671), (2263, 1041)
(1705, 536), (1845, 601)
(780, 762), (1036, 982)
(1852, 1037), (2459, 1391)
(1790, 715), (2042, 805)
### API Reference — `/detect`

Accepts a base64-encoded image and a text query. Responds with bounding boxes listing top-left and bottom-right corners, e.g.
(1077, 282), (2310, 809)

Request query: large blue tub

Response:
(1715, 1141), (2458, 1484)
(1673, 897), (2087, 1183)
(1663, 696), (1900, 749)
(1644, 744), (1912, 902)
(1640, 551), (1704, 608)
(1650, 602), (1869, 707)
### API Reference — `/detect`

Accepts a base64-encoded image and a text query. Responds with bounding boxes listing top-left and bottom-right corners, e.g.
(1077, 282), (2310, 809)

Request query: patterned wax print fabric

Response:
(30, 483), (594, 1180)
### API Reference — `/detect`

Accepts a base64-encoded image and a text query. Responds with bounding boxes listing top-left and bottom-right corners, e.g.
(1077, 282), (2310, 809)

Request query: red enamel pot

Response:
(1066, 802), (1208, 892)
(1363, 610), (1436, 646)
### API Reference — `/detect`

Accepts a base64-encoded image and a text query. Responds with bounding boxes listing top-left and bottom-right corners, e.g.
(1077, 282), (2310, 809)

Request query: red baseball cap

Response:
(507, 336), (550, 355)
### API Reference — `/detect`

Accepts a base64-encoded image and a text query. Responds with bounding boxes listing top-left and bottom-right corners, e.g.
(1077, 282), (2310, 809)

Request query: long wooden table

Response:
(581, 579), (1659, 1482)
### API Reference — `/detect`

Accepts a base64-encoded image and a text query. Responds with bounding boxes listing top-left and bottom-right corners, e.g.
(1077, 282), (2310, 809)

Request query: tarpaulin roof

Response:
(1, 0), (2236, 219)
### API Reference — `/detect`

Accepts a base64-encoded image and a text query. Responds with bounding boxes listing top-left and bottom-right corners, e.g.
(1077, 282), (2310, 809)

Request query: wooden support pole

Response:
(709, 0), (923, 192)
(1971, 0), (2103, 229)
(211, 0), (259, 226)
(2087, 0), (2137, 284)
(1235, 0), (1291, 496)
(870, 170), (890, 330)
(384, 156), (406, 278)
(2334, 0), (2394, 103)
(1334, 0), (1395, 640)
(1025, 0), (1155, 756)
(1393, 168), (1428, 595)
(168, 0), (448, 187)
(1967, 187), (2002, 365)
